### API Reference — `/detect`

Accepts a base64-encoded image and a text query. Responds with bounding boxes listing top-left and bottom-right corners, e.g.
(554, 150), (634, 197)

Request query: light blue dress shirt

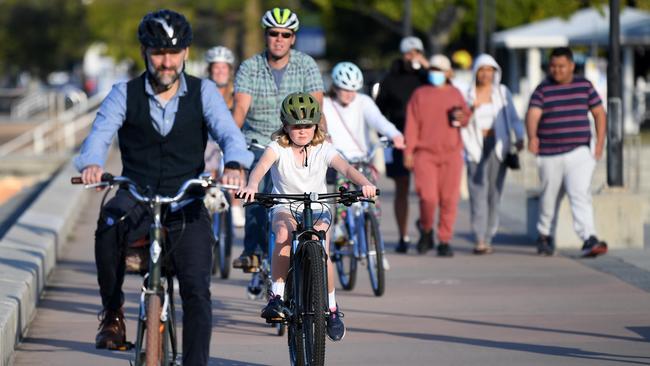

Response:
(74, 74), (253, 172)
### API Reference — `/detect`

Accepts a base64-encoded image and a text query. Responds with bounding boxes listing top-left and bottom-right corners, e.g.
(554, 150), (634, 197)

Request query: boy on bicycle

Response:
(238, 92), (377, 341)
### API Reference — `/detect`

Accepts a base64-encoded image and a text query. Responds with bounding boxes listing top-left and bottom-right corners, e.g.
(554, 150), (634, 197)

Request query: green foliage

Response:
(0, 0), (89, 78)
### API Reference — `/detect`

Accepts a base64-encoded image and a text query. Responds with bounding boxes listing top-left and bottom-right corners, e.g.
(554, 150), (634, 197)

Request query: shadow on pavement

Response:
(349, 327), (650, 365)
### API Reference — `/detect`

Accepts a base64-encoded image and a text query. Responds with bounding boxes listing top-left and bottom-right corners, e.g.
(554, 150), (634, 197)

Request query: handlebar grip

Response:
(100, 173), (114, 182)
(70, 177), (83, 184)
(234, 192), (245, 199)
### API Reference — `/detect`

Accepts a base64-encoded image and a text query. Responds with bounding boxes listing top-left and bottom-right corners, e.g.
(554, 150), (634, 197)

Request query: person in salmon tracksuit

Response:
(403, 54), (471, 257)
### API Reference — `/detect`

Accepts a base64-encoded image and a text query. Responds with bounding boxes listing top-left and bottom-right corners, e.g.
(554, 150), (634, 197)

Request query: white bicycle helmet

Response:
(261, 8), (299, 31)
(204, 46), (235, 65)
(331, 62), (363, 91)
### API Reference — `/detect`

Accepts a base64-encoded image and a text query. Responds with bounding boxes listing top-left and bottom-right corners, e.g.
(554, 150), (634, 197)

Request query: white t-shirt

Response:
(268, 140), (339, 209)
(323, 93), (401, 160)
(473, 103), (497, 130)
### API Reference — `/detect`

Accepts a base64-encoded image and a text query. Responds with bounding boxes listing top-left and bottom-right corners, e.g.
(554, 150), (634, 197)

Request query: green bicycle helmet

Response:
(261, 8), (300, 31)
(280, 92), (321, 126)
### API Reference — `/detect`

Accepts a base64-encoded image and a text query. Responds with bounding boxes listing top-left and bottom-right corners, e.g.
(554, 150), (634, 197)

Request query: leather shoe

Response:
(95, 308), (126, 349)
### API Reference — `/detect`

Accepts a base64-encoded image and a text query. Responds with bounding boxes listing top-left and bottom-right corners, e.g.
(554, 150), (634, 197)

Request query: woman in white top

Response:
(238, 92), (376, 342)
(323, 62), (405, 161)
(461, 54), (524, 254)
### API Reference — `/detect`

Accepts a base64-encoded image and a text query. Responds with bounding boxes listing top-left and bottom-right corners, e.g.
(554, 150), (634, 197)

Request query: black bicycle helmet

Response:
(138, 9), (192, 49)
(280, 92), (321, 126)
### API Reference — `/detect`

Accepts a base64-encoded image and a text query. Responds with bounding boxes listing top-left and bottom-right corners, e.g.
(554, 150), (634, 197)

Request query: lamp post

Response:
(607, 0), (623, 187)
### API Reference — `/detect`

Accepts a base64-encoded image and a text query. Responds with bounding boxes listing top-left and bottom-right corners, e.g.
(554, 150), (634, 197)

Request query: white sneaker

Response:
(382, 256), (390, 271)
(231, 205), (246, 228)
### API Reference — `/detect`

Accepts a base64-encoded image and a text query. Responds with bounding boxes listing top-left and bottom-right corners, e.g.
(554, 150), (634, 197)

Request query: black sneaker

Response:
(581, 236), (608, 258)
(261, 295), (286, 323)
(416, 230), (434, 254)
(436, 242), (454, 257)
(395, 238), (410, 253)
(536, 235), (555, 256)
(326, 306), (346, 341)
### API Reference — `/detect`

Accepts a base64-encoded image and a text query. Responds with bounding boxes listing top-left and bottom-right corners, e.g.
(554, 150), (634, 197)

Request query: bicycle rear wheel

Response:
(332, 217), (357, 290)
(365, 213), (385, 296)
(288, 241), (327, 366)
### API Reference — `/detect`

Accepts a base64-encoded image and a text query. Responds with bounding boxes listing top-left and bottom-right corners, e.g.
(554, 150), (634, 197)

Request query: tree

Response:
(0, 0), (89, 80)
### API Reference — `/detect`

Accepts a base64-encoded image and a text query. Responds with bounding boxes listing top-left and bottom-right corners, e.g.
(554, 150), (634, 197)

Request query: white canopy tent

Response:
(492, 6), (650, 133)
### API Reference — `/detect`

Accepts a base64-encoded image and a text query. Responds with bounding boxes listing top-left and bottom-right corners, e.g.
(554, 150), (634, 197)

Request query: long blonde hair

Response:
(271, 125), (327, 147)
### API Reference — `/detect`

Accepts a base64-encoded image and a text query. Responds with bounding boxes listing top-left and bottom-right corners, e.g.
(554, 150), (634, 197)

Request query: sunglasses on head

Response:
(268, 30), (293, 39)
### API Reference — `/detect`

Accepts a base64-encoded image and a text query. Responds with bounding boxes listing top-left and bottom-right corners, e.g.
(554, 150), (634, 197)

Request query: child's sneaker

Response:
(581, 236), (608, 258)
(261, 295), (286, 323)
(326, 306), (346, 341)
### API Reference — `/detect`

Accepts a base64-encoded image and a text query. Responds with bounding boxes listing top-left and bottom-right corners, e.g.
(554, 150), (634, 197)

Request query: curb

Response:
(0, 158), (88, 366)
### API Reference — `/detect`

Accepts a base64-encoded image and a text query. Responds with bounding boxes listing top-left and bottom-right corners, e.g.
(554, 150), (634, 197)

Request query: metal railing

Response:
(0, 91), (105, 157)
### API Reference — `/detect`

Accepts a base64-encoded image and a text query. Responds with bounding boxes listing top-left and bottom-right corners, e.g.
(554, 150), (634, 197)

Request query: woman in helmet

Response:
(203, 46), (247, 227)
(205, 46), (236, 109)
(238, 92), (376, 342)
(324, 61), (405, 161)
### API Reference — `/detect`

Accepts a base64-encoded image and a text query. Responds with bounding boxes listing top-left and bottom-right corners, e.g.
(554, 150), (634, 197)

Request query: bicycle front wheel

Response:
(288, 241), (327, 366)
(365, 213), (385, 296)
(212, 210), (233, 279)
(145, 295), (162, 366)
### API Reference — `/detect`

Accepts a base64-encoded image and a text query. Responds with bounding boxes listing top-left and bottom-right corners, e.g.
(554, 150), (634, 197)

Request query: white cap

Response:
(399, 36), (424, 53)
(429, 54), (452, 71)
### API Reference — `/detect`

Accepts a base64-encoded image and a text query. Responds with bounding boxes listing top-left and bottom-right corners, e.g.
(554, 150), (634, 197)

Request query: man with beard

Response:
(74, 9), (253, 366)
(231, 7), (325, 272)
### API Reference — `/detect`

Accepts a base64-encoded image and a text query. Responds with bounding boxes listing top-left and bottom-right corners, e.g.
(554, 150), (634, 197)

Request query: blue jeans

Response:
(243, 145), (273, 256)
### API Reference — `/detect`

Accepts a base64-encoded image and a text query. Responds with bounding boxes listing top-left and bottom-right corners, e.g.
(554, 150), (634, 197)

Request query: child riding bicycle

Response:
(238, 92), (377, 342)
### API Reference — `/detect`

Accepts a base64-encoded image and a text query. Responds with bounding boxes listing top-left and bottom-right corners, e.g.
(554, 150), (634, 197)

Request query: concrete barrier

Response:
(0, 159), (88, 366)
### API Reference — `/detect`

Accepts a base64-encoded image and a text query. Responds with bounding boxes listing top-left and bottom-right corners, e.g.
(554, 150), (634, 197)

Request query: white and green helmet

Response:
(261, 8), (299, 31)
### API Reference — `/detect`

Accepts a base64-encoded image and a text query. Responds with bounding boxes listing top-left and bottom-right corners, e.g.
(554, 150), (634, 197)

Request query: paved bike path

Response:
(11, 153), (650, 365)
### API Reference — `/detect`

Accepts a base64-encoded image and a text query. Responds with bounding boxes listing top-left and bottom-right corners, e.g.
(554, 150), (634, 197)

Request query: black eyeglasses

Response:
(268, 30), (293, 39)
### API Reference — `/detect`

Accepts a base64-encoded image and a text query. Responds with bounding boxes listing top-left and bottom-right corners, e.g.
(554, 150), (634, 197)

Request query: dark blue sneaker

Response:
(536, 235), (555, 256)
(581, 236), (608, 258)
(326, 306), (346, 341)
(261, 295), (286, 323)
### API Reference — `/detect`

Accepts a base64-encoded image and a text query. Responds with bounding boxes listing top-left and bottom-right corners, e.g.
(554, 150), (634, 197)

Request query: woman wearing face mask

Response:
(462, 54), (525, 255)
(403, 54), (471, 257)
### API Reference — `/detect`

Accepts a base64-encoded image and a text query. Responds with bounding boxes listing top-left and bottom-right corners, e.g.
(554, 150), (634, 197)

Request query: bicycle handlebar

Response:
(71, 173), (238, 204)
(338, 136), (392, 165)
(236, 188), (380, 208)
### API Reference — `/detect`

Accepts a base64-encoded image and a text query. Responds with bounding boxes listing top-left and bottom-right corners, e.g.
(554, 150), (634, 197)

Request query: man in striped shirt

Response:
(525, 47), (608, 257)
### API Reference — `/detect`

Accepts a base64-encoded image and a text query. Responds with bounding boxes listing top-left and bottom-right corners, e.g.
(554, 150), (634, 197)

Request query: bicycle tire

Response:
(219, 209), (233, 279)
(288, 241), (327, 366)
(365, 213), (385, 296)
(145, 295), (162, 366)
(332, 216), (357, 291)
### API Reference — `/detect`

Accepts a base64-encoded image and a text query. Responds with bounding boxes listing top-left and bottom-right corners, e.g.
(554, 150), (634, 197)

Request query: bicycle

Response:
(330, 138), (390, 296)
(72, 173), (235, 366)
(240, 189), (378, 366)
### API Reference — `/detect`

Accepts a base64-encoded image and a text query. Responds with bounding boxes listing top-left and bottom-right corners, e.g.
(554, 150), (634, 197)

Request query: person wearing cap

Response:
(73, 9), (253, 365)
(232, 8), (325, 272)
(403, 54), (471, 257)
(375, 36), (429, 254)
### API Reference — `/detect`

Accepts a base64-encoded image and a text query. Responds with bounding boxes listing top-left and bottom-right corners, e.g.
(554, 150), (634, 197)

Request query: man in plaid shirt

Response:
(232, 7), (325, 270)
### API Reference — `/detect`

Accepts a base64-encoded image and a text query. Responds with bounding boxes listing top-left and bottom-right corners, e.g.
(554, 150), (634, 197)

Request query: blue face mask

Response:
(428, 71), (446, 86)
